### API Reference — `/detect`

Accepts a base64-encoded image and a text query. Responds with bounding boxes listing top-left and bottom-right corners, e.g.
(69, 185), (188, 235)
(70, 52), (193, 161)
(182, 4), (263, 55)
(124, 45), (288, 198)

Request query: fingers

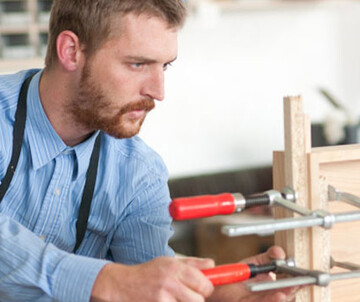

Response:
(240, 245), (286, 266)
(178, 262), (214, 298)
(171, 279), (212, 302)
(260, 287), (299, 302)
(175, 256), (215, 298)
(259, 292), (288, 302)
(178, 256), (215, 270)
(246, 274), (300, 302)
(149, 257), (214, 301)
(266, 246), (286, 261)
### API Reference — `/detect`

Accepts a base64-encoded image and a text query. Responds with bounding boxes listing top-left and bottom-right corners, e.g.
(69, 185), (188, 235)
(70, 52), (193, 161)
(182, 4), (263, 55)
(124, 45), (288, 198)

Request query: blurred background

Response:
(1, 0), (360, 262)
(141, 0), (360, 178)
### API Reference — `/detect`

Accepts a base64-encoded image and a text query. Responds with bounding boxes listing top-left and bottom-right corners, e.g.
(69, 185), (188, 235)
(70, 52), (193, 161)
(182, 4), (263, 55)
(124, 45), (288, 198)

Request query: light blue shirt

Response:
(0, 70), (174, 301)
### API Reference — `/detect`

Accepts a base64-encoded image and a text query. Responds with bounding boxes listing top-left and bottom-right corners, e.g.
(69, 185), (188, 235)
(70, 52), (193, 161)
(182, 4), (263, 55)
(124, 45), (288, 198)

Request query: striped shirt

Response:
(0, 70), (174, 301)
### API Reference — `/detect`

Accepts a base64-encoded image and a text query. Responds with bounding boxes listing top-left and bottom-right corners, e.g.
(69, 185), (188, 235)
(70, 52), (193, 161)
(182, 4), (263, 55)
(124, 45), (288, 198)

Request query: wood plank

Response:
(274, 96), (312, 302)
(273, 95), (360, 301)
(312, 144), (360, 163)
(307, 154), (331, 301)
(319, 159), (360, 301)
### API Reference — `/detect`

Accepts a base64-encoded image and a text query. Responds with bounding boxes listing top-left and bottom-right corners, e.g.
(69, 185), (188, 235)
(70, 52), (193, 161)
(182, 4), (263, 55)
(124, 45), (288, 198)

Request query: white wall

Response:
(140, 1), (360, 178)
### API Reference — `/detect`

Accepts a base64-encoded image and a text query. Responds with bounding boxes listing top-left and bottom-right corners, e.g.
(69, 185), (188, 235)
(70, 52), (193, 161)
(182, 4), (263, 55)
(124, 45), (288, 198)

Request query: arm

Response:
(109, 159), (174, 264)
(89, 147), (218, 301)
(0, 214), (108, 302)
(91, 256), (215, 302)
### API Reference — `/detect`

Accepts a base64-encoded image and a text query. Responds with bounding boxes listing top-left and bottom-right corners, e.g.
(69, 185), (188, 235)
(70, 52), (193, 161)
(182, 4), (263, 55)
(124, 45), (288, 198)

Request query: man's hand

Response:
(91, 256), (215, 302)
(207, 246), (299, 302)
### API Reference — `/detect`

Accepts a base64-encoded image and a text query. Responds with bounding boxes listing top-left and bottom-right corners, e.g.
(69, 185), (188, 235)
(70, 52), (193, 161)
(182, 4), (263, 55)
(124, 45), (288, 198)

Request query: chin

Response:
(100, 118), (144, 139)
(107, 126), (141, 139)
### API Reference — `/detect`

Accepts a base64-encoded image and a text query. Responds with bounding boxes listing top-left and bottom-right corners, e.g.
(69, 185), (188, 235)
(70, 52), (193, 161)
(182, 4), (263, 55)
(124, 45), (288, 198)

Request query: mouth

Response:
(123, 99), (155, 119)
(126, 109), (147, 120)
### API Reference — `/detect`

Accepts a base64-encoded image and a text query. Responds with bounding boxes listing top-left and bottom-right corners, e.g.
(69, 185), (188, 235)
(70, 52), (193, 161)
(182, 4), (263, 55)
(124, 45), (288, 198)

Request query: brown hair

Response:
(45, 0), (187, 68)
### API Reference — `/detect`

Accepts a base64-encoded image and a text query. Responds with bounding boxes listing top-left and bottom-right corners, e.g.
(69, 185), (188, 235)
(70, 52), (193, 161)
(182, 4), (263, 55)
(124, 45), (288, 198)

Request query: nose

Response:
(142, 66), (165, 101)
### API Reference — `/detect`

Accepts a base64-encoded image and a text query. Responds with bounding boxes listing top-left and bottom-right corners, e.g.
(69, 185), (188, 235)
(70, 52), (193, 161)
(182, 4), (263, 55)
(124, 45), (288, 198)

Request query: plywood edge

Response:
(308, 153), (331, 301)
(273, 151), (295, 255)
(312, 144), (360, 163)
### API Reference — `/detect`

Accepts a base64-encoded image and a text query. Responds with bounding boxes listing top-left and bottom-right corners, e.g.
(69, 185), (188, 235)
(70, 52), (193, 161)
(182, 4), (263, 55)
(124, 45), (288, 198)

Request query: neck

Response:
(39, 67), (93, 146)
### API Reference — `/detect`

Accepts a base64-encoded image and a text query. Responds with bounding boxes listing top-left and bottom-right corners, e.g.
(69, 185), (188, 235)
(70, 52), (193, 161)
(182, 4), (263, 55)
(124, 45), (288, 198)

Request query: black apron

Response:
(0, 75), (101, 253)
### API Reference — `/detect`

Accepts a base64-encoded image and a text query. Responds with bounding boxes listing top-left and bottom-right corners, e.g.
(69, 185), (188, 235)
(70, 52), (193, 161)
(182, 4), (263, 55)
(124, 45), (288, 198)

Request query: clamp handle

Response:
(202, 263), (252, 286)
(169, 193), (236, 220)
(202, 262), (277, 286)
(169, 193), (271, 220)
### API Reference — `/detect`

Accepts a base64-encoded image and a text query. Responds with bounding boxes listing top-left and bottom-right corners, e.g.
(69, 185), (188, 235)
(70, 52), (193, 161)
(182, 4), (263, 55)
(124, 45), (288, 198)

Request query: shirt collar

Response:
(26, 70), (100, 176)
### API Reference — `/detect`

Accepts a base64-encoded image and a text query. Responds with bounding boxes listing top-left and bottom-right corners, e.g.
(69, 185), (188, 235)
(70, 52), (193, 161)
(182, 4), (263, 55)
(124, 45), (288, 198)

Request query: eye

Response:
(163, 62), (173, 71)
(131, 63), (144, 69)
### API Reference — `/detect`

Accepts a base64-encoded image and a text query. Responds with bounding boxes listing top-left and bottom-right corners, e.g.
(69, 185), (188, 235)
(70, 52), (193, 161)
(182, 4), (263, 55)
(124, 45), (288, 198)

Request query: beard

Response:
(70, 62), (155, 139)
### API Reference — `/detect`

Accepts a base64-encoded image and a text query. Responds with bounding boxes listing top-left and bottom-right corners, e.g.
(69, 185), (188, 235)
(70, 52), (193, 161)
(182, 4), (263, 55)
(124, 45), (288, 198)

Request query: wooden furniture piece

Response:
(273, 96), (360, 302)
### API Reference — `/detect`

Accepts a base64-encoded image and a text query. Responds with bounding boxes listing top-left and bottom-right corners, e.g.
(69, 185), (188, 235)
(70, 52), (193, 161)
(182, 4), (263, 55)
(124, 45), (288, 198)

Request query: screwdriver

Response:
(202, 262), (277, 286)
(169, 192), (273, 220)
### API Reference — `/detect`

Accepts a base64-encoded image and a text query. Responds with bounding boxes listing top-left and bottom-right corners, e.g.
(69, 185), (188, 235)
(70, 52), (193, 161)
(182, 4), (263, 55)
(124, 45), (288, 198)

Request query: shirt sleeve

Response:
(0, 213), (109, 302)
(110, 157), (175, 264)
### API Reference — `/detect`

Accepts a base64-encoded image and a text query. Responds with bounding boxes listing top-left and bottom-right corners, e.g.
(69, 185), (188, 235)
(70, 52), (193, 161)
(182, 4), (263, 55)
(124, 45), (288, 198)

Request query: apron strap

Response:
(0, 74), (101, 253)
(73, 133), (101, 253)
(0, 75), (33, 202)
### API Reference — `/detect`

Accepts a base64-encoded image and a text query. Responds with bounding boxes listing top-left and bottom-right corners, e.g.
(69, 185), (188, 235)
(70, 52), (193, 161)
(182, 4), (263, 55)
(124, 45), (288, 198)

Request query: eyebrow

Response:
(125, 56), (178, 65)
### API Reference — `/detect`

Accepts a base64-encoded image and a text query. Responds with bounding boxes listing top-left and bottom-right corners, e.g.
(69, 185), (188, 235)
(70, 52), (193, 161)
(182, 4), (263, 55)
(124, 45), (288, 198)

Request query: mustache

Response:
(119, 99), (155, 115)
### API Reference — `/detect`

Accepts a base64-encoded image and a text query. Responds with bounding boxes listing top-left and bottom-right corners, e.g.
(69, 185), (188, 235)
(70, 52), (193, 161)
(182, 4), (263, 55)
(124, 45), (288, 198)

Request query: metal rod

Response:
(274, 195), (312, 216)
(334, 211), (360, 223)
(222, 211), (360, 237)
(247, 276), (317, 291)
(329, 270), (360, 281)
(330, 257), (360, 271)
(223, 216), (323, 236)
(339, 192), (360, 208)
(247, 270), (360, 292)
(328, 185), (360, 208)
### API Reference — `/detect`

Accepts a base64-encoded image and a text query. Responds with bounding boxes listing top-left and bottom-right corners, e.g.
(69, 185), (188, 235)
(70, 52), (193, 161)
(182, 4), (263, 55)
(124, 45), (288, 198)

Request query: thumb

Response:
(240, 246), (286, 266)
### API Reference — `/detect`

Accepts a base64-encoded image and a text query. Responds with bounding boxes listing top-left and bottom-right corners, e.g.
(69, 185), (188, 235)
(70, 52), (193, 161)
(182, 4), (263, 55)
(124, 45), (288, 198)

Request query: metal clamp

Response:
(247, 257), (360, 292)
(312, 209), (335, 229)
(233, 193), (246, 213)
(222, 186), (360, 237)
(328, 185), (360, 208)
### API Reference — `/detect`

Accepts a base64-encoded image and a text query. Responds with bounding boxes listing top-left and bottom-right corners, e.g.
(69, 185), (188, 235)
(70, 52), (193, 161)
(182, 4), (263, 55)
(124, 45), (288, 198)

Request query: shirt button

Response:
(39, 235), (46, 241)
(54, 188), (61, 196)
(63, 149), (72, 155)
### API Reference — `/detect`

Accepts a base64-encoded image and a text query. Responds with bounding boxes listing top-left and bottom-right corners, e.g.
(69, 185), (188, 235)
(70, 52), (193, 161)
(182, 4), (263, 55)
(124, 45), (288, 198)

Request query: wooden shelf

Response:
(202, 0), (360, 12)
(0, 0), (52, 62)
(0, 26), (32, 34)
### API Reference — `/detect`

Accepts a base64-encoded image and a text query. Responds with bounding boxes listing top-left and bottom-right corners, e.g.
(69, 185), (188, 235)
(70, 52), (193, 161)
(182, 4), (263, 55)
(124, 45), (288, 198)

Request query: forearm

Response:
(0, 214), (109, 301)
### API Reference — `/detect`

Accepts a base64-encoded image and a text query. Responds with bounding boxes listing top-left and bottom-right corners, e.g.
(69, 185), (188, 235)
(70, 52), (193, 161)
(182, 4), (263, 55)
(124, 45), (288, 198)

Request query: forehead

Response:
(106, 13), (178, 60)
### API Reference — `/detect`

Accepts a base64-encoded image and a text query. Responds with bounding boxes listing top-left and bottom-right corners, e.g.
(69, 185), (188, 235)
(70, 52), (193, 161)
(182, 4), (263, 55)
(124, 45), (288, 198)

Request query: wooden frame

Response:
(272, 96), (360, 302)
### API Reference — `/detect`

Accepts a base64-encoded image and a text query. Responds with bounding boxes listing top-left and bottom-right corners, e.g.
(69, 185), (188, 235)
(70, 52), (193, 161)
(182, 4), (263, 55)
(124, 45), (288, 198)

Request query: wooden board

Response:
(273, 96), (360, 302)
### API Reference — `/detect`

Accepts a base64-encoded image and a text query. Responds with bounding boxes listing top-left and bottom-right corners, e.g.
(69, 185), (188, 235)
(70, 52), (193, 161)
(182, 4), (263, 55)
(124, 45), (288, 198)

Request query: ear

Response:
(56, 30), (85, 71)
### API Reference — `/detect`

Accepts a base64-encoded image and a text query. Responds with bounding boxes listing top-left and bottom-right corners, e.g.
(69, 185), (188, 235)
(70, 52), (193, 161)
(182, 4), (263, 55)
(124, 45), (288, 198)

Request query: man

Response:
(0, 0), (297, 301)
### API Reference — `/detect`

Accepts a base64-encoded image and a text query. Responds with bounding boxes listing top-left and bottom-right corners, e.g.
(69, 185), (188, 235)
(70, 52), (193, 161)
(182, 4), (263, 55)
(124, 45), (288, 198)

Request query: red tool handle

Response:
(169, 193), (236, 220)
(202, 263), (251, 286)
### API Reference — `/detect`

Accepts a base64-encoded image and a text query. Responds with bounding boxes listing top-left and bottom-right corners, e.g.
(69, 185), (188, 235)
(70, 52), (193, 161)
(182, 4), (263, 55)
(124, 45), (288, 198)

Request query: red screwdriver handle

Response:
(202, 263), (251, 286)
(169, 193), (236, 220)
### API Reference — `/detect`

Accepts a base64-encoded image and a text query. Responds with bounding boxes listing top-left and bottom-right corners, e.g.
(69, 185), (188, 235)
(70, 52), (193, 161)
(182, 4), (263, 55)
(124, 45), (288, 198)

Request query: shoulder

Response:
(102, 134), (168, 180)
(0, 69), (40, 111)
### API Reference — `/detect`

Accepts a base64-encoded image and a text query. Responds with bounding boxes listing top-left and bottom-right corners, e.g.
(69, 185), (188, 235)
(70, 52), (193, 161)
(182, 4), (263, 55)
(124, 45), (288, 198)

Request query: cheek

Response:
(94, 60), (144, 100)
(108, 75), (143, 99)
